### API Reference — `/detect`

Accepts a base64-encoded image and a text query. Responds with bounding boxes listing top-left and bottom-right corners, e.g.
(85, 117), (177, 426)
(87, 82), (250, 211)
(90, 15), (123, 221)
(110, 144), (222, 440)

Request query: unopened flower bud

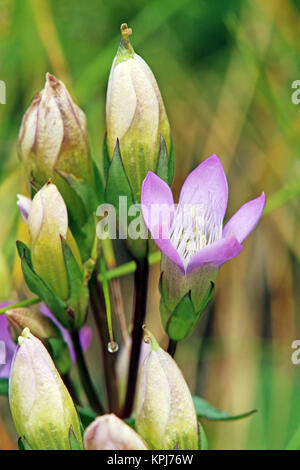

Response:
(5, 307), (71, 374)
(6, 307), (61, 343)
(27, 181), (81, 301)
(18, 73), (93, 190)
(106, 24), (171, 199)
(9, 329), (83, 450)
(135, 330), (199, 450)
(84, 414), (148, 450)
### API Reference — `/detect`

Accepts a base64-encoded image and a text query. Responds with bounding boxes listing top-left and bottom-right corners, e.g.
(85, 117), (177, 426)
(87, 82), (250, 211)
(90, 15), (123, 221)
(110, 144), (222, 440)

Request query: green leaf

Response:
(61, 238), (89, 330)
(193, 395), (257, 421)
(198, 422), (208, 450)
(104, 140), (135, 212)
(16, 241), (72, 329)
(69, 426), (83, 450)
(167, 291), (196, 341)
(0, 378), (8, 395)
(156, 135), (169, 183)
(77, 406), (98, 429)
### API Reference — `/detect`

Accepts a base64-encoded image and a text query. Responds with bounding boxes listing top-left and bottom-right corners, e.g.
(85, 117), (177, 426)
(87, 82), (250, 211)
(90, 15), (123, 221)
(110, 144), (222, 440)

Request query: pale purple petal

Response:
(141, 171), (174, 234)
(179, 155), (228, 221)
(223, 192), (266, 243)
(0, 303), (17, 378)
(17, 194), (32, 224)
(141, 172), (185, 269)
(187, 235), (242, 273)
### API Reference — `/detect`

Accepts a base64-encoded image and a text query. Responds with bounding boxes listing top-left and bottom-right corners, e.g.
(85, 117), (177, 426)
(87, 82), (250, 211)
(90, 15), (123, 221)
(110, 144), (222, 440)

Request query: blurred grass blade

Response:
(286, 426), (300, 450)
(264, 177), (300, 215)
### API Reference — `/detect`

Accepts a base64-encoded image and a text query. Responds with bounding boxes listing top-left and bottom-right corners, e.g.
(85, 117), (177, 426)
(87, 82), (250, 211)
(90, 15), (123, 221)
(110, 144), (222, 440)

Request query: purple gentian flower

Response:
(141, 155), (266, 340)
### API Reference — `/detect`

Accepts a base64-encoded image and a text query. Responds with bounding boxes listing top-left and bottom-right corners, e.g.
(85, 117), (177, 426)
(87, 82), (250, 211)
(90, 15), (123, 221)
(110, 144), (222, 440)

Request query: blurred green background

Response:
(0, 0), (300, 450)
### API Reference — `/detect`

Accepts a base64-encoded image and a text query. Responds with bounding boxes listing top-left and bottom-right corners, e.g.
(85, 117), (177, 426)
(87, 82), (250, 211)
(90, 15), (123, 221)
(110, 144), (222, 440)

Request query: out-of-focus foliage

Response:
(0, 0), (300, 450)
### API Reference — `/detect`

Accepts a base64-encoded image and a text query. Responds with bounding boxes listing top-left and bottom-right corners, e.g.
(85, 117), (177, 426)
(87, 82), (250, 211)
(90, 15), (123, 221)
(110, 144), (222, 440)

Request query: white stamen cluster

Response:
(169, 201), (222, 270)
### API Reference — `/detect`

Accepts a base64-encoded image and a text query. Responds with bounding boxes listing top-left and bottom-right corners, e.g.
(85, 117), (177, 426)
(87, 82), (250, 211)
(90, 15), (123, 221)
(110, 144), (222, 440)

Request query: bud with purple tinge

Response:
(18, 73), (93, 190)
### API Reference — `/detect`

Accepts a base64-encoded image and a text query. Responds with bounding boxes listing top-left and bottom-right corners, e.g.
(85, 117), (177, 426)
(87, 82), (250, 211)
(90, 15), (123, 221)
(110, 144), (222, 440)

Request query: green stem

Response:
(89, 272), (120, 413)
(167, 339), (177, 357)
(71, 330), (104, 415)
(0, 297), (41, 314)
(98, 250), (160, 282)
(121, 254), (149, 418)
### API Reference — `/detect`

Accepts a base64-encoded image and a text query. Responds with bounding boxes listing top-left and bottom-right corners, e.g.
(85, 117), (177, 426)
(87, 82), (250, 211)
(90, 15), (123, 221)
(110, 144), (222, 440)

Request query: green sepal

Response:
(57, 169), (100, 214)
(47, 337), (72, 375)
(195, 281), (215, 318)
(192, 395), (257, 421)
(18, 437), (32, 450)
(102, 133), (111, 182)
(168, 136), (175, 186)
(198, 422), (208, 450)
(156, 134), (174, 186)
(61, 238), (89, 330)
(124, 417), (136, 429)
(93, 160), (105, 205)
(104, 139), (135, 211)
(16, 241), (72, 330)
(167, 291), (196, 342)
(156, 135), (169, 183)
(56, 169), (100, 262)
(77, 406), (97, 429)
(0, 378), (8, 395)
(69, 425), (84, 450)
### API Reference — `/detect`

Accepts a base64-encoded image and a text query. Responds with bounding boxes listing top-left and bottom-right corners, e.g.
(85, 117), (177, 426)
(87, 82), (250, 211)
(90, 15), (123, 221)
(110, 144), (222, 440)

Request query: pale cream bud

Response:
(84, 414), (148, 450)
(9, 329), (83, 450)
(106, 24), (171, 199)
(27, 181), (81, 300)
(135, 331), (199, 450)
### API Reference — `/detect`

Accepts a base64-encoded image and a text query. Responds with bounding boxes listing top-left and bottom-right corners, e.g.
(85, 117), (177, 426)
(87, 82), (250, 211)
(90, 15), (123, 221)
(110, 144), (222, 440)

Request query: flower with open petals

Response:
(141, 155), (266, 340)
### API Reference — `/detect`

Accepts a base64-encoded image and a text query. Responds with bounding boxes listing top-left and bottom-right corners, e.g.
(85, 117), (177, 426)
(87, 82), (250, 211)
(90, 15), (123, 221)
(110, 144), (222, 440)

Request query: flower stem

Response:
(167, 339), (177, 357)
(98, 250), (160, 282)
(121, 255), (149, 418)
(70, 329), (104, 415)
(89, 272), (119, 413)
(62, 373), (81, 406)
(0, 297), (41, 314)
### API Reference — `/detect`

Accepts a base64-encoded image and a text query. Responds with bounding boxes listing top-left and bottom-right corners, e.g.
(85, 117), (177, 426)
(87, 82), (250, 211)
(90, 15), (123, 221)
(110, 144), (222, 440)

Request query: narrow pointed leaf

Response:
(193, 395), (257, 421)
(16, 241), (71, 329)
